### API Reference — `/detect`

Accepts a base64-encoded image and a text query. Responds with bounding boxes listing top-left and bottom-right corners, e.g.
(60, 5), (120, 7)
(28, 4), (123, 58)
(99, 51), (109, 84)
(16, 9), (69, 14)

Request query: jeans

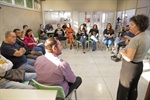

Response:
(18, 58), (35, 72)
(42, 36), (48, 40)
(80, 38), (86, 49)
(103, 37), (114, 48)
(0, 73), (36, 89)
(92, 37), (98, 50)
(33, 44), (45, 54)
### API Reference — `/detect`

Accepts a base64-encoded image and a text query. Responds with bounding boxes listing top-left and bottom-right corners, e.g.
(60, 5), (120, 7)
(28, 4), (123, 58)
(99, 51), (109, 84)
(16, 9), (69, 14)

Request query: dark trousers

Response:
(66, 76), (82, 97)
(117, 59), (143, 100)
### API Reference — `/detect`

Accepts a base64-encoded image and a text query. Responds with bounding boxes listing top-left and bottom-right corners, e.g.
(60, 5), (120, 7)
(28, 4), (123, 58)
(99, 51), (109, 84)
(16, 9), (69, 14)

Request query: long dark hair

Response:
(106, 23), (114, 34)
(25, 29), (32, 37)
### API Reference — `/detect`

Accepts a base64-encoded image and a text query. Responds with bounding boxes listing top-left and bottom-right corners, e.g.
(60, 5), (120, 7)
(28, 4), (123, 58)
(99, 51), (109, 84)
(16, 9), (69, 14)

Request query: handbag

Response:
(0, 69), (25, 82)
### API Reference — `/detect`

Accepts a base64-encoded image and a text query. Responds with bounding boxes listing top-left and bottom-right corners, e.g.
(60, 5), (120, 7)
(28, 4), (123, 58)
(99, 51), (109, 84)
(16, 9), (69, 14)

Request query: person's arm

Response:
(13, 47), (26, 57)
(60, 61), (76, 83)
(103, 29), (109, 37)
(61, 29), (65, 36)
(109, 30), (115, 38)
(120, 48), (136, 62)
(120, 38), (137, 62)
(24, 36), (37, 46)
(0, 55), (13, 76)
(54, 29), (58, 37)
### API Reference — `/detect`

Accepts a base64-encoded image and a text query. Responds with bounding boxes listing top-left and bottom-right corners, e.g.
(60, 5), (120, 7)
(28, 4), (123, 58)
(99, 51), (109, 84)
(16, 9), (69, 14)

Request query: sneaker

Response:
(92, 49), (95, 51)
(114, 57), (121, 62)
(111, 51), (115, 54)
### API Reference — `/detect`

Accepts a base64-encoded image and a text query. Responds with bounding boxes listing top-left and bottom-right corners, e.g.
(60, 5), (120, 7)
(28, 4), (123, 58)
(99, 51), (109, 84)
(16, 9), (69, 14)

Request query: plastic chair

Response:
(31, 79), (65, 100)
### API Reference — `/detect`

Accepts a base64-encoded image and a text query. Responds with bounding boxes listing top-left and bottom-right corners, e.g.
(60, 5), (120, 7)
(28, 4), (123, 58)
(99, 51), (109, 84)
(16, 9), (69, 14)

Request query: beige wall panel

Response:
(0, 4), (42, 43)
(42, 0), (117, 11)
(136, 7), (148, 15)
(137, 0), (150, 8)
(117, 0), (137, 11)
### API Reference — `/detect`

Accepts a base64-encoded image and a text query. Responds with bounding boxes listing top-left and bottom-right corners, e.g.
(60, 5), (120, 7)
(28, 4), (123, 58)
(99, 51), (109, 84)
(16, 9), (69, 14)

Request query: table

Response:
(0, 89), (57, 100)
(47, 31), (54, 37)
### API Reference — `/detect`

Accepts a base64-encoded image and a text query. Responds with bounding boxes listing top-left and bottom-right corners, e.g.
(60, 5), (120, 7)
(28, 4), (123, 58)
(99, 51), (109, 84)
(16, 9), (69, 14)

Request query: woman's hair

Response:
(106, 23), (113, 33)
(45, 37), (58, 53)
(25, 29), (32, 37)
(92, 24), (98, 30)
(130, 14), (149, 32)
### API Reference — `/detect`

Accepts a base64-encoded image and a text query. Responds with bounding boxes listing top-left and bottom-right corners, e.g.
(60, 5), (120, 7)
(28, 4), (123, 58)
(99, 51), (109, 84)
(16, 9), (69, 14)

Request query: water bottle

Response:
(0, 55), (4, 64)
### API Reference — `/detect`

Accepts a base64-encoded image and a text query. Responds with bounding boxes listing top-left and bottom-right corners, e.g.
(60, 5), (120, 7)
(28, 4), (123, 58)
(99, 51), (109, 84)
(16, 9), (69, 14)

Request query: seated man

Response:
(14, 29), (42, 60)
(0, 54), (36, 89)
(38, 24), (48, 40)
(34, 37), (82, 97)
(1, 31), (35, 72)
(111, 30), (135, 62)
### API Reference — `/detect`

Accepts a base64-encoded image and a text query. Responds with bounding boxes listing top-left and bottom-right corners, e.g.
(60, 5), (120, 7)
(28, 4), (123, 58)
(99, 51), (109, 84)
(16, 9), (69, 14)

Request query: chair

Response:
(31, 79), (77, 100)
(31, 79), (65, 100)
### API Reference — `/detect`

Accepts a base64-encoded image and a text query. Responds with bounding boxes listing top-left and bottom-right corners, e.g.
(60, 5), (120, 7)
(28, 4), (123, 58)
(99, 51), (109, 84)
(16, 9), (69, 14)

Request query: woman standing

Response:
(103, 23), (115, 49)
(117, 14), (150, 100)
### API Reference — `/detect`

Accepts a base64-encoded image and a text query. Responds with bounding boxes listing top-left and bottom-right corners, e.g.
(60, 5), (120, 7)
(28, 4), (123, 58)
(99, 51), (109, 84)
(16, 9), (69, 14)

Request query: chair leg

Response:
(74, 89), (77, 100)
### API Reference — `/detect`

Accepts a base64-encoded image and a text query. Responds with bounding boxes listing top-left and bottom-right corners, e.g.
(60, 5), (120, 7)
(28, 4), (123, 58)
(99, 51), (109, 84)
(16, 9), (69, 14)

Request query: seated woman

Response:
(54, 23), (67, 41)
(89, 24), (99, 51)
(103, 23), (115, 50)
(38, 24), (48, 40)
(76, 24), (88, 53)
(0, 54), (36, 89)
(24, 29), (45, 54)
(66, 23), (76, 49)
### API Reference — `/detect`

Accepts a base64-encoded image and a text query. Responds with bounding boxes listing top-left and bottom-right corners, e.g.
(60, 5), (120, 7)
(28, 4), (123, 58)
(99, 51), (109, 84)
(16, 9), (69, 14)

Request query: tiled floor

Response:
(59, 47), (149, 100)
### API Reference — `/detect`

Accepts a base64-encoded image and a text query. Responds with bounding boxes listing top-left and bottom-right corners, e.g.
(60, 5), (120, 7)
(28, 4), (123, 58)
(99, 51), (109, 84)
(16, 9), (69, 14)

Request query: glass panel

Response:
(26, 0), (33, 8)
(34, 0), (41, 10)
(15, 0), (24, 6)
(1, 0), (12, 3)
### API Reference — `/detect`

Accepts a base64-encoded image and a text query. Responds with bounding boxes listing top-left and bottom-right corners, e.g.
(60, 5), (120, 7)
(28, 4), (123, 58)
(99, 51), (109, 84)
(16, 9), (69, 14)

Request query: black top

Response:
(54, 29), (65, 37)
(89, 29), (99, 37)
(76, 29), (88, 40)
(16, 37), (32, 55)
(103, 29), (114, 38)
(1, 41), (27, 69)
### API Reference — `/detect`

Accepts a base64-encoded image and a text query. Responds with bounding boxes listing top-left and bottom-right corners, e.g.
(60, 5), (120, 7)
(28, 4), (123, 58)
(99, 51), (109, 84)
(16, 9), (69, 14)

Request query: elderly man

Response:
(0, 31), (35, 72)
(34, 37), (82, 97)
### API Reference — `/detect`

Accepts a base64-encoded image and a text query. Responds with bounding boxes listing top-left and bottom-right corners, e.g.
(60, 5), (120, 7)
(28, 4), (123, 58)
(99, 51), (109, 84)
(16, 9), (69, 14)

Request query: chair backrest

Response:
(31, 79), (65, 99)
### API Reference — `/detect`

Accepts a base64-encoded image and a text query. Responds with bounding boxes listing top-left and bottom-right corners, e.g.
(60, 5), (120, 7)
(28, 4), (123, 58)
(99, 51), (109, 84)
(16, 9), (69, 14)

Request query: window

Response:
(26, 0), (33, 8)
(34, 0), (40, 10)
(0, 0), (12, 3)
(15, 0), (24, 6)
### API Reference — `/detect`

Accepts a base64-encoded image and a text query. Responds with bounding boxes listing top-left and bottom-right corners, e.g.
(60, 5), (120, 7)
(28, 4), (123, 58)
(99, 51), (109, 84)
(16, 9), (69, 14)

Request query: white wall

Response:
(0, 4), (42, 43)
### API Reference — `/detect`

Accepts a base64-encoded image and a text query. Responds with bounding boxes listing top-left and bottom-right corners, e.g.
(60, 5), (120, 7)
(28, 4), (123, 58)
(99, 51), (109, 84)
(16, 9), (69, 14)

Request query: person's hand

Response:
(20, 48), (26, 53)
(120, 48), (126, 55)
(30, 50), (35, 54)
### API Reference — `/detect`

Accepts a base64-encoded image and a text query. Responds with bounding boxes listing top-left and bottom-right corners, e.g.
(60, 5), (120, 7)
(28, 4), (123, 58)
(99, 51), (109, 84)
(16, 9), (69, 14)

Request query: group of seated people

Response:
(110, 25), (135, 62)
(0, 26), (82, 99)
(38, 22), (101, 53)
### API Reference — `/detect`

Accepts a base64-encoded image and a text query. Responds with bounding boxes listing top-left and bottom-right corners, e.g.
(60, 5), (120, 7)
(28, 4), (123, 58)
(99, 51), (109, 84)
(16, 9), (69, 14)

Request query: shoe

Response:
(111, 51), (114, 54)
(114, 57), (121, 62)
(111, 55), (117, 60)
(92, 49), (95, 51)
(70, 45), (72, 50)
(83, 51), (85, 54)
